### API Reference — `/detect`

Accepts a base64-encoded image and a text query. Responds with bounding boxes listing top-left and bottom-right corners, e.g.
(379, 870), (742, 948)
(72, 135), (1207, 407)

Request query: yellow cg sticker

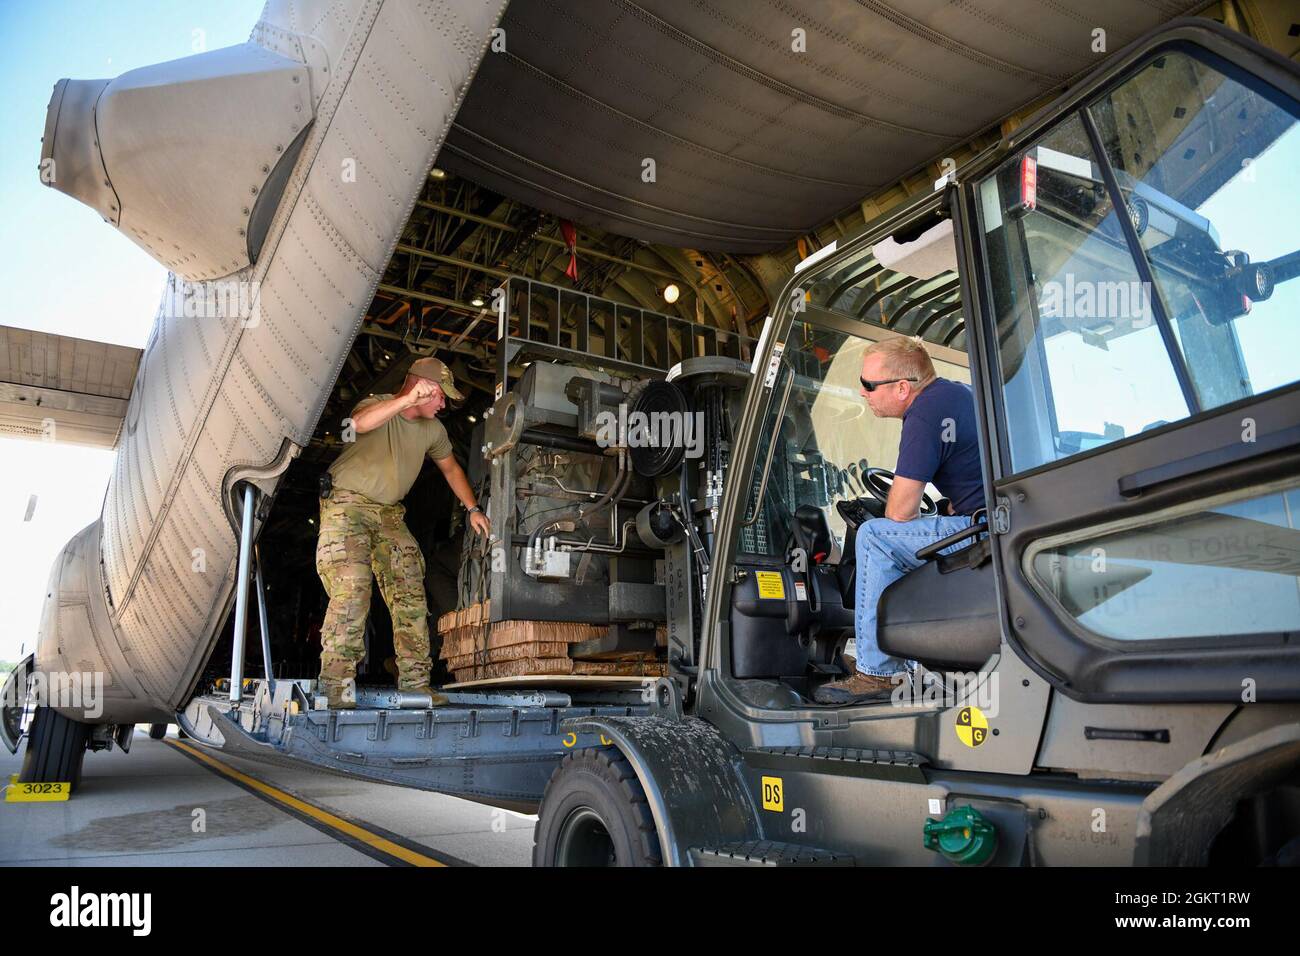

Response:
(754, 571), (785, 600)
(955, 706), (989, 747)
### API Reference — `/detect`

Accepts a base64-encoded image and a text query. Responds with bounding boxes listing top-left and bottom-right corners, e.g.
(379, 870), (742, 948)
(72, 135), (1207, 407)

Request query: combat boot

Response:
(319, 679), (356, 710)
(402, 684), (450, 707)
(813, 670), (902, 705)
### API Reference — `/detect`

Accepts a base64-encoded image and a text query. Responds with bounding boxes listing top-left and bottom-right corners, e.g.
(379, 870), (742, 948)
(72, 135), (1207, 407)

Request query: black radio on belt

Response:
(319, 471), (333, 500)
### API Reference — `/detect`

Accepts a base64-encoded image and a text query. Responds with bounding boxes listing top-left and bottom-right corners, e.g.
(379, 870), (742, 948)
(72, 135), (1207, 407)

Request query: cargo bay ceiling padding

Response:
(441, 0), (1207, 253)
(33, 0), (509, 725)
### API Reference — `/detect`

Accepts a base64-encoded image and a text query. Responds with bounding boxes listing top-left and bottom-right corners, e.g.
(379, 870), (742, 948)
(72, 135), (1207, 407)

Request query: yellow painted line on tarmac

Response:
(166, 739), (449, 867)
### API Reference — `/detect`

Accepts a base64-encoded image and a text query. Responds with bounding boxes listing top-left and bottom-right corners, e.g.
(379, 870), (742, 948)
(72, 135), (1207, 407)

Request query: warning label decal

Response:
(755, 571), (785, 600)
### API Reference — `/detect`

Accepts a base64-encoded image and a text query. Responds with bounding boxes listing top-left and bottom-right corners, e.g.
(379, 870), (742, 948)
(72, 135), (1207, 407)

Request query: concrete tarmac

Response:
(0, 726), (534, 866)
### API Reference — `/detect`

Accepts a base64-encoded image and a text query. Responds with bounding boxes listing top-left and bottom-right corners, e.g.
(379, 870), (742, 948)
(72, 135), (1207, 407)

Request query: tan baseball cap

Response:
(408, 356), (464, 400)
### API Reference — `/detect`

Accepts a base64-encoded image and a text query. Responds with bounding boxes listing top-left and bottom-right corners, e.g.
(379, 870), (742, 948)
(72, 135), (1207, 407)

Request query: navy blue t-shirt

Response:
(894, 378), (985, 515)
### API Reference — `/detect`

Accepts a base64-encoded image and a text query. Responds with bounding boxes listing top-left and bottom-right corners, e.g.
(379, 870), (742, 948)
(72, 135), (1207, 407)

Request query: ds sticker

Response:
(761, 775), (783, 812)
(955, 706), (989, 747)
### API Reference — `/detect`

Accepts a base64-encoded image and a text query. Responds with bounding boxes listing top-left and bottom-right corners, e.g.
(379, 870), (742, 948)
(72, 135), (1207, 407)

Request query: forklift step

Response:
(690, 840), (855, 867)
(745, 745), (928, 782)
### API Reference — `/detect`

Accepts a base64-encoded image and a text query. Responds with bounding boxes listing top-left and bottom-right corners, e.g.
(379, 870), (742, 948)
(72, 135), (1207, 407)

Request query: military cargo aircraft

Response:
(4, 0), (1299, 866)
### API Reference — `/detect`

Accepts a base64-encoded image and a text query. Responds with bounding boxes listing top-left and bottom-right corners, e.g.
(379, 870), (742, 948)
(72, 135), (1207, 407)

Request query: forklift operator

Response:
(815, 337), (985, 705)
(315, 356), (490, 711)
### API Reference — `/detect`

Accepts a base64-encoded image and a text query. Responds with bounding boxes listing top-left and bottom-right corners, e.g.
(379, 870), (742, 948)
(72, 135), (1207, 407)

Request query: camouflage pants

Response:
(316, 489), (430, 689)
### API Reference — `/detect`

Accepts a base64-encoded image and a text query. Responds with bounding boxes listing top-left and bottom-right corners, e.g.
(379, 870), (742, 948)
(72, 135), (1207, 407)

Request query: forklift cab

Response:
(721, 256), (994, 697)
(706, 19), (1300, 725)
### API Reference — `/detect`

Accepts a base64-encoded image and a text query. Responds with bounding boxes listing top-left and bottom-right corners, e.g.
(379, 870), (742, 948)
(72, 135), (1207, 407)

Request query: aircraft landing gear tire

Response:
(19, 706), (89, 789)
(148, 723), (168, 740)
(533, 749), (662, 867)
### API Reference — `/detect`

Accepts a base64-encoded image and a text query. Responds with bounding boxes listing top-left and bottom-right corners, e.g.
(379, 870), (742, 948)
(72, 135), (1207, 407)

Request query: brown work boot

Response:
(319, 680), (356, 710)
(813, 670), (901, 705)
(402, 684), (450, 707)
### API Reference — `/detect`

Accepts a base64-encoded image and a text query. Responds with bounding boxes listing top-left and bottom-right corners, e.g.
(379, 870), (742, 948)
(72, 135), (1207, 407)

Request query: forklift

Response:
(524, 18), (1300, 866)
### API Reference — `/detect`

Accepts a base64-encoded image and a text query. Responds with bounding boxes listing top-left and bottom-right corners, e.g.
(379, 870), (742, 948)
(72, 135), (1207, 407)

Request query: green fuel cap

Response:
(923, 805), (998, 866)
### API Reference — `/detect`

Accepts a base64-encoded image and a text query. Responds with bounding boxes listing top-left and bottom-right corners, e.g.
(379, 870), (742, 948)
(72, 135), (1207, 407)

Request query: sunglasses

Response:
(860, 376), (918, 392)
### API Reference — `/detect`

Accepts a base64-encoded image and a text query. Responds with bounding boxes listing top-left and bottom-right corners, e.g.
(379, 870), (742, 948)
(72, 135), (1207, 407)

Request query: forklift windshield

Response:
(970, 43), (1300, 649)
(741, 283), (971, 559)
(977, 45), (1300, 474)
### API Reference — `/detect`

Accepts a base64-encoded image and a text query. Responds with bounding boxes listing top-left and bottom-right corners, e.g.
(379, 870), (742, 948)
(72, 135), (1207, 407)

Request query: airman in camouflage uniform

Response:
(316, 357), (491, 709)
(316, 491), (432, 694)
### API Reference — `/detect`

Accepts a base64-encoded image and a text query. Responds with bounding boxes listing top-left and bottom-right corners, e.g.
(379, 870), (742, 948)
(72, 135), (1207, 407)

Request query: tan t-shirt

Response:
(328, 394), (455, 505)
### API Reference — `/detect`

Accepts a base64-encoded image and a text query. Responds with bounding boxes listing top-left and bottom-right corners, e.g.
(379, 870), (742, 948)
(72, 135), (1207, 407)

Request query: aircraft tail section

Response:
(30, 0), (510, 726)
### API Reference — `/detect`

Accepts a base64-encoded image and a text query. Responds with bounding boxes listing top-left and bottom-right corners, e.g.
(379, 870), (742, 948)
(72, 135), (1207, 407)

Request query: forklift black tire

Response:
(148, 723), (168, 740)
(19, 706), (89, 789)
(533, 748), (662, 866)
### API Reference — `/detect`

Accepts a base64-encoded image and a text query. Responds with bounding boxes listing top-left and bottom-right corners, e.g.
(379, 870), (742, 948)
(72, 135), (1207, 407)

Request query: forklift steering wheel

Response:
(862, 467), (939, 516)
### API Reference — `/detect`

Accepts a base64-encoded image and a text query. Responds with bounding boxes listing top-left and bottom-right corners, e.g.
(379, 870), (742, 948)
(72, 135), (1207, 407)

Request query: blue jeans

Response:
(853, 515), (975, 677)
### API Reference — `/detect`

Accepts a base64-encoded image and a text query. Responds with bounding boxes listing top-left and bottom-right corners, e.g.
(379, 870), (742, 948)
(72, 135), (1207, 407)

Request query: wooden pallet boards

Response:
(447, 658), (667, 682)
(442, 641), (571, 670)
(435, 600), (491, 633)
(435, 600), (666, 681)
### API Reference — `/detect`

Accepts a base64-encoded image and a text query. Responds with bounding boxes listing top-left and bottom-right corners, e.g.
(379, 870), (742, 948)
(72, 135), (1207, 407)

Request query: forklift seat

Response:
(875, 538), (1000, 671)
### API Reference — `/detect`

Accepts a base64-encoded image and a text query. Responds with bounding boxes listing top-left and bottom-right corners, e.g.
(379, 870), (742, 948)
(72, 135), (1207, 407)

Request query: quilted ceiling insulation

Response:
(442, 0), (1207, 252)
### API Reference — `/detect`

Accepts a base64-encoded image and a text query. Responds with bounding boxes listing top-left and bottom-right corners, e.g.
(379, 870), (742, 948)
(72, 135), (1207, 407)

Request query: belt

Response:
(322, 484), (391, 507)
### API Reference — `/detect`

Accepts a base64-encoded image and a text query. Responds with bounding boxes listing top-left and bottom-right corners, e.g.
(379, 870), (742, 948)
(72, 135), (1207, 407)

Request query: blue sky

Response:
(0, 0), (265, 348)
(0, 1), (264, 661)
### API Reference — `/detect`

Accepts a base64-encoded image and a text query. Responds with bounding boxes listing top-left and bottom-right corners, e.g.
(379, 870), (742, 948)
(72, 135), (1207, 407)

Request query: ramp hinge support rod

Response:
(254, 542), (276, 696)
(230, 482), (257, 704)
